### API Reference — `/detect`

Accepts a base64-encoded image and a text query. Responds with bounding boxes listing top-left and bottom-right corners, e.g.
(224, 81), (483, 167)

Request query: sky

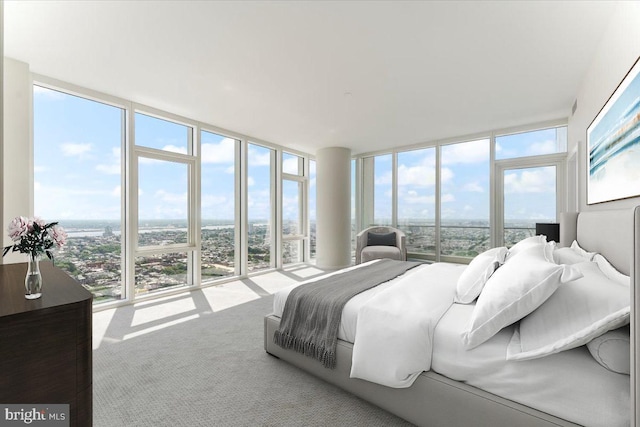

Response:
(34, 86), (301, 226)
(34, 85), (561, 229)
(373, 128), (563, 224)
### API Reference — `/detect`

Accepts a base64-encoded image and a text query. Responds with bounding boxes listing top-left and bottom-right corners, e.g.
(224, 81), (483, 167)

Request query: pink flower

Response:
(48, 225), (67, 248)
(28, 216), (46, 232)
(7, 216), (29, 242)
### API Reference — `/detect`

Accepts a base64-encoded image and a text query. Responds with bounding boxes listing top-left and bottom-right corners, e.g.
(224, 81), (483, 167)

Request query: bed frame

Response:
(264, 206), (640, 427)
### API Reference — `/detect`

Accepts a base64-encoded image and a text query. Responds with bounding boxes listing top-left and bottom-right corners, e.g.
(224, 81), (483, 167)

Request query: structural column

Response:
(316, 147), (351, 269)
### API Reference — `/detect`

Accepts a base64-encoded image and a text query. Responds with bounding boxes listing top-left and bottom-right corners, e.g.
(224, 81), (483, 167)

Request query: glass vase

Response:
(25, 255), (42, 300)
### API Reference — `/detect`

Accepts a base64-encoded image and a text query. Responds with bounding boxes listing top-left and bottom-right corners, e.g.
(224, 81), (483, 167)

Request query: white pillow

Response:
(455, 247), (508, 304)
(506, 235), (546, 260)
(570, 240), (596, 261)
(593, 254), (630, 287)
(507, 261), (630, 361)
(553, 247), (588, 265)
(462, 244), (582, 349)
(586, 326), (630, 375)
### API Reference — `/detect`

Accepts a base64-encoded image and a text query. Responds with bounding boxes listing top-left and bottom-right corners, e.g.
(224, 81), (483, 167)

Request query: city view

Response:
(55, 218), (535, 304)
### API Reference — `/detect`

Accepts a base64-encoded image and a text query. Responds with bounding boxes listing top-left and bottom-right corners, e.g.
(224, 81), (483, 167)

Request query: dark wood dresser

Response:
(0, 261), (92, 426)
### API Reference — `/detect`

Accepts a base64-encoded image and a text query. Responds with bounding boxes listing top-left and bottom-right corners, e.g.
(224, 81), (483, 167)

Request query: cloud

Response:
(61, 142), (92, 157)
(462, 181), (484, 192)
(202, 194), (230, 208)
(247, 176), (255, 187)
(504, 167), (555, 193)
(201, 138), (236, 164)
(376, 164), (454, 188)
(248, 146), (271, 166)
(441, 139), (489, 165)
(111, 186), (121, 197)
(402, 194), (436, 205)
(397, 164), (435, 187)
(96, 164), (121, 174)
(441, 167), (454, 183)
(375, 170), (392, 186)
(527, 139), (558, 156)
(441, 193), (456, 203)
(154, 190), (188, 204)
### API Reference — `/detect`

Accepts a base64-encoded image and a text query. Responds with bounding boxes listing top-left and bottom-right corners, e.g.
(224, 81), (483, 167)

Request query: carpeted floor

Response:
(93, 269), (414, 426)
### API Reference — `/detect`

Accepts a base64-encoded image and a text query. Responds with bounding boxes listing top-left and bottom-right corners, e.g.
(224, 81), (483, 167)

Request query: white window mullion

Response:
(237, 139), (246, 276)
(274, 149), (282, 269)
(435, 145), (441, 263)
(392, 151), (398, 227)
(191, 127), (201, 287)
(304, 157), (311, 263)
(490, 132), (498, 249)
(126, 107), (137, 302)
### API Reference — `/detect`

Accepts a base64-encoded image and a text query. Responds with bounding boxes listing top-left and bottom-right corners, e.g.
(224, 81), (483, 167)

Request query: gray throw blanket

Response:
(273, 259), (421, 369)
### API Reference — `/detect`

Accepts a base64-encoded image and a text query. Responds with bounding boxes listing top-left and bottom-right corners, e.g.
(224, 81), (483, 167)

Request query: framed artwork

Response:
(587, 56), (640, 205)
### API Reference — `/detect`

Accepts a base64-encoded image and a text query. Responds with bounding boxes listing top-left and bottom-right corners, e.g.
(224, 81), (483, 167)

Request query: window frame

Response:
(129, 106), (199, 299)
(494, 153), (566, 247)
(281, 151), (308, 266)
(356, 120), (568, 264)
(31, 74), (313, 310)
(32, 77), (130, 302)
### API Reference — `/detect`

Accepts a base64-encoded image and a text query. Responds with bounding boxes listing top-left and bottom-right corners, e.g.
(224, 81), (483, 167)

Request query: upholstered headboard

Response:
(561, 206), (640, 427)
(560, 208), (640, 276)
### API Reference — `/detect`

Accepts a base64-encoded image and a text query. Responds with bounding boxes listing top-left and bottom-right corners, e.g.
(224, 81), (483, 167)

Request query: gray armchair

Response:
(356, 226), (407, 265)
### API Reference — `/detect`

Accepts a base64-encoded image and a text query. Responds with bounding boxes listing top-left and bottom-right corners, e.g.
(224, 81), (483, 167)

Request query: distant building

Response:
(104, 225), (114, 237)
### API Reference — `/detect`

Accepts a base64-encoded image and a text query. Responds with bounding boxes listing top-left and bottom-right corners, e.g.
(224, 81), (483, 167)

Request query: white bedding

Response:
(273, 260), (440, 343)
(350, 262), (462, 387)
(272, 260), (630, 426)
(432, 303), (630, 427)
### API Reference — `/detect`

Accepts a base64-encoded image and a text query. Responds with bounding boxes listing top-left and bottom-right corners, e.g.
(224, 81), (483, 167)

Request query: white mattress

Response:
(432, 303), (630, 427)
(273, 260), (631, 427)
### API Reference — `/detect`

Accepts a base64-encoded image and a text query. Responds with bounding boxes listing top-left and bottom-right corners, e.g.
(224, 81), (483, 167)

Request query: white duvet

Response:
(272, 261), (630, 426)
(273, 261), (465, 388)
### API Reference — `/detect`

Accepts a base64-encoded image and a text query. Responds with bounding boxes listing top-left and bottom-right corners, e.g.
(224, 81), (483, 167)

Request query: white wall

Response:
(3, 57), (32, 264)
(568, 1), (640, 212)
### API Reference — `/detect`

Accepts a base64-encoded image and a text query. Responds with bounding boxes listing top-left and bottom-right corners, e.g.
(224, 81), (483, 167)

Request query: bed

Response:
(264, 207), (640, 427)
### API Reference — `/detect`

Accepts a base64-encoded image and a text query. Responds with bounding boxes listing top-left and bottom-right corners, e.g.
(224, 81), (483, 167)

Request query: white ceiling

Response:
(5, 1), (618, 155)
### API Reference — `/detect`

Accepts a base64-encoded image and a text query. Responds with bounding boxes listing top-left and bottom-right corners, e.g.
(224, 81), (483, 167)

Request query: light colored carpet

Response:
(93, 267), (414, 426)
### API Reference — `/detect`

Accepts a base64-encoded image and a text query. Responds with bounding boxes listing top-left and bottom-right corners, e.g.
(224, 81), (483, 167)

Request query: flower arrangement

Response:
(3, 216), (67, 262)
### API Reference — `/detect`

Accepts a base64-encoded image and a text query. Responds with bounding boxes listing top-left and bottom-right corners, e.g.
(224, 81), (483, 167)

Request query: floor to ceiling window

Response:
(440, 139), (491, 259)
(33, 80), (311, 306)
(373, 154), (393, 226)
(397, 147), (437, 257)
(247, 143), (275, 272)
(309, 159), (317, 260)
(501, 166), (557, 246)
(200, 130), (238, 281)
(495, 126), (567, 246)
(282, 152), (306, 265)
(356, 123), (567, 262)
(133, 112), (196, 296)
(362, 154), (393, 227)
(33, 85), (125, 303)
